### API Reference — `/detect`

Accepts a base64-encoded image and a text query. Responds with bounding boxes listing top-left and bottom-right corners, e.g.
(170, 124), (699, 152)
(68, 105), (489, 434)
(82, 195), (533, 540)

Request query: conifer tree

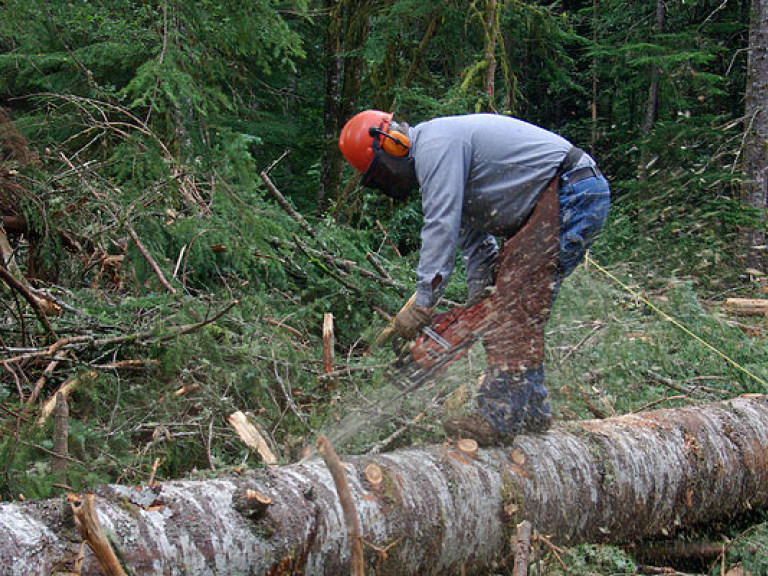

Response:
(741, 0), (768, 271)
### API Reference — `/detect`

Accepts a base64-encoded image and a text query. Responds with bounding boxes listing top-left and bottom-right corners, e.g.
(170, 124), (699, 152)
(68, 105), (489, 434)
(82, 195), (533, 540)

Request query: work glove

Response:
(394, 305), (433, 341)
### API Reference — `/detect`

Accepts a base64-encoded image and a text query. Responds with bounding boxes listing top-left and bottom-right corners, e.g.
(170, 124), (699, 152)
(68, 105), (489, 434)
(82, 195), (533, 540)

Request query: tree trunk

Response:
(741, 0), (768, 271)
(590, 0), (599, 151)
(318, 0), (370, 213)
(403, 13), (441, 87)
(641, 0), (665, 135)
(2, 395), (768, 575)
(317, 0), (345, 212)
(639, 0), (665, 182)
(484, 0), (499, 104)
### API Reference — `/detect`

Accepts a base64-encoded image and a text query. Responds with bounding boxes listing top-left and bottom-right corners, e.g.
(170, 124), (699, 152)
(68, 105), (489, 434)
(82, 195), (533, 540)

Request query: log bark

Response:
(2, 395), (768, 575)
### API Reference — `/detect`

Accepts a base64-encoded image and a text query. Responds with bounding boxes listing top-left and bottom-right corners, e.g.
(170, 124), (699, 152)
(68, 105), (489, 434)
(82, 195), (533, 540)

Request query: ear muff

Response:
(382, 131), (410, 157)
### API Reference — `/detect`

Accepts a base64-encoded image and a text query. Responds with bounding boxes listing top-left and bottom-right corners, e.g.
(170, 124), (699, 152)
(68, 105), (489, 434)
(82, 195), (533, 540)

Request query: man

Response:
(339, 111), (610, 444)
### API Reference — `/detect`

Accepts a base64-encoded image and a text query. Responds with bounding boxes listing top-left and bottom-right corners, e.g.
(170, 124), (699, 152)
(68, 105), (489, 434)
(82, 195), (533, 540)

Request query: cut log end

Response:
(457, 438), (479, 459)
(363, 463), (384, 491)
(510, 449), (526, 466)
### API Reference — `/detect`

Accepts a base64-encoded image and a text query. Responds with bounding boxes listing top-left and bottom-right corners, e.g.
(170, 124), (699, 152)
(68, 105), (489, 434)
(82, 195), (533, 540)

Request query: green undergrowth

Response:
(4, 166), (768, 575)
(547, 263), (768, 421)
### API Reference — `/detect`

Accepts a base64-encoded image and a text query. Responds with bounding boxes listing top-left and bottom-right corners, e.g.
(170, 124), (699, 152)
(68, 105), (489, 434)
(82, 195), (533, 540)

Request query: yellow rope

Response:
(585, 255), (768, 390)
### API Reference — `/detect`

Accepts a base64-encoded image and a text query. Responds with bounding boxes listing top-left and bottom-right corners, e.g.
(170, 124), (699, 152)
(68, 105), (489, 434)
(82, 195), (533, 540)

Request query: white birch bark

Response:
(2, 395), (767, 576)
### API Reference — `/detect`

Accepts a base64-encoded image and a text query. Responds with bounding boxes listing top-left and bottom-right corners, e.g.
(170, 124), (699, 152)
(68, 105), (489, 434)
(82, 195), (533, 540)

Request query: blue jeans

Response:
(555, 172), (611, 295)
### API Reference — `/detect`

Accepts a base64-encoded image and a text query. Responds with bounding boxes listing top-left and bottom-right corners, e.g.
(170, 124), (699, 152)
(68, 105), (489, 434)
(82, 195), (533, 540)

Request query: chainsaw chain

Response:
(387, 334), (479, 394)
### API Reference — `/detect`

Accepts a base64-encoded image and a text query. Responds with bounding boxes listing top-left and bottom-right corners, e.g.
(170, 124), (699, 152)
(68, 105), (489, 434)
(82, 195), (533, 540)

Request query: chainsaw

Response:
(407, 298), (492, 372)
(373, 292), (494, 384)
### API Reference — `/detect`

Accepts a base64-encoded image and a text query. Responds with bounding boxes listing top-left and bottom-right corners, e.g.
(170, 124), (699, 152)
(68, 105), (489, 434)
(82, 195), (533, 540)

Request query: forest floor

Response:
(3, 168), (768, 574)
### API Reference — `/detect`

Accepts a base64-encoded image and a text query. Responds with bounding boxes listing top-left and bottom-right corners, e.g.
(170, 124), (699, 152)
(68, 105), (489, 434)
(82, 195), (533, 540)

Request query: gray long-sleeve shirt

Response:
(408, 114), (590, 307)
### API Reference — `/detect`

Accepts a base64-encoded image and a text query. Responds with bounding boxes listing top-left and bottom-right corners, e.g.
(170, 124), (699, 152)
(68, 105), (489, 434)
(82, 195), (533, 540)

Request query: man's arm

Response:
(413, 138), (472, 308)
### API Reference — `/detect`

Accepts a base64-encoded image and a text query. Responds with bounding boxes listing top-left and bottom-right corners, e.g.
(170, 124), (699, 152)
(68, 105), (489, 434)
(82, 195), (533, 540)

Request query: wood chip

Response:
(227, 411), (278, 466)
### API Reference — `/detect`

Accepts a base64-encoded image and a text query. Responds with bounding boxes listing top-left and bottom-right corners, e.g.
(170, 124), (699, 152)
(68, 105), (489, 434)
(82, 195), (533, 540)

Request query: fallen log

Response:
(723, 297), (768, 316)
(2, 395), (767, 575)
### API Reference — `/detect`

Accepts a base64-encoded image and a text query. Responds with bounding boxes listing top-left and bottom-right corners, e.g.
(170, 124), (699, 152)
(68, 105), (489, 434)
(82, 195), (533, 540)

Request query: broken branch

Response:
(37, 371), (98, 427)
(227, 411), (278, 466)
(260, 171), (321, 244)
(323, 313), (335, 375)
(52, 393), (69, 484)
(3, 301), (237, 366)
(68, 493), (128, 576)
(512, 520), (533, 576)
(273, 236), (405, 293)
(317, 435), (365, 576)
(58, 151), (177, 294)
(0, 263), (58, 340)
(365, 252), (393, 281)
(27, 358), (62, 406)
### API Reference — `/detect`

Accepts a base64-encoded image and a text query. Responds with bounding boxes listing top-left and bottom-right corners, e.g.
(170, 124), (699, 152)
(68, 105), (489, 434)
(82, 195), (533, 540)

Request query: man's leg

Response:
(444, 180), (560, 443)
(446, 173), (610, 444)
(479, 179), (560, 435)
(482, 181), (560, 373)
(459, 227), (499, 308)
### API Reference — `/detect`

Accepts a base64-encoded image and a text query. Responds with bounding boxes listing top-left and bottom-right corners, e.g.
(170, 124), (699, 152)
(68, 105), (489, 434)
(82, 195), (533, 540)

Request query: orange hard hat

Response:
(339, 110), (410, 173)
